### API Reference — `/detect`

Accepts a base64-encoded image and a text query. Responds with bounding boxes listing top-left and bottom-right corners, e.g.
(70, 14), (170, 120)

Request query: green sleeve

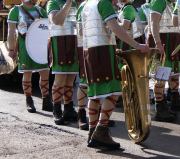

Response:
(123, 6), (135, 22)
(7, 6), (19, 23)
(98, 0), (117, 23)
(76, 2), (86, 21)
(173, 1), (178, 15)
(139, 7), (146, 22)
(150, 0), (166, 14)
(46, 0), (60, 14)
(40, 7), (48, 18)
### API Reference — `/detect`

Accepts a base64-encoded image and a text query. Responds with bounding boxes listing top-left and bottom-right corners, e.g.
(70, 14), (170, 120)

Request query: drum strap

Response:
(20, 6), (35, 20)
(20, 5), (43, 21)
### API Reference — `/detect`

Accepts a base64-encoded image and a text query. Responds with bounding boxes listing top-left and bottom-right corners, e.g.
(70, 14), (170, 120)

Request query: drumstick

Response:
(14, 57), (27, 70)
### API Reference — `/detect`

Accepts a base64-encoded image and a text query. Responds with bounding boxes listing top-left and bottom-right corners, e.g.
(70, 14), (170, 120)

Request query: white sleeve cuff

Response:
(104, 14), (117, 23)
(7, 20), (18, 23)
(150, 11), (162, 16)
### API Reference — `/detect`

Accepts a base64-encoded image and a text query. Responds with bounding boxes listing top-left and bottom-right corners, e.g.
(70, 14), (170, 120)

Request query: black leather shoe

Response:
(42, 94), (53, 112)
(26, 96), (36, 113)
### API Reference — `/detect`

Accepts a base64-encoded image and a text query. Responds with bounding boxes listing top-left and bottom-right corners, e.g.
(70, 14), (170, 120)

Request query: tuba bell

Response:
(116, 48), (158, 143)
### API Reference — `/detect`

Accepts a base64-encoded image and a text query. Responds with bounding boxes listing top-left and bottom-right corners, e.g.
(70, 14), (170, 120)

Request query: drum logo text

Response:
(38, 24), (48, 30)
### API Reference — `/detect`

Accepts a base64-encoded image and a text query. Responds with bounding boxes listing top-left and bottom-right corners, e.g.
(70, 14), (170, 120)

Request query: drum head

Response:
(26, 18), (49, 64)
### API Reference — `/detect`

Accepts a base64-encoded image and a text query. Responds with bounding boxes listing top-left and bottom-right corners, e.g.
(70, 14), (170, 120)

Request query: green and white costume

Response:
(7, 5), (49, 73)
(81, 0), (121, 99)
(149, 0), (180, 73)
(47, 0), (79, 74)
(139, 3), (150, 24)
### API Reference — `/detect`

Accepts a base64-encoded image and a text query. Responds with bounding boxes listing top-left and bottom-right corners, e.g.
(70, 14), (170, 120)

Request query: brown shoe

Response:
(87, 127), (95, 144)
(88, 125), (120, 149)
(170, 92), (180, 110)
(77, 109), (89, 130)
(26, 96), (36, 113)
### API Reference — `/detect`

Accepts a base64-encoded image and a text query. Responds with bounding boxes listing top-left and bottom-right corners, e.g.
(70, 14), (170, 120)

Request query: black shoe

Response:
(166, 87), (172, 101)
(87, 127), (95, 144)
(154, 100), (175, 122)
(88, 125), (120, 149)
(170, 92), (180, 110)
(108, 120), (115, 127)
(42, 94), (53, 112)
(26, 96), (36, 113)
(63, 101), (78, 121)
(53, 104), (64, 125)
(78, 109), (89, 130)
(163, 95), (177, 117)
(115, 95), (123, 108)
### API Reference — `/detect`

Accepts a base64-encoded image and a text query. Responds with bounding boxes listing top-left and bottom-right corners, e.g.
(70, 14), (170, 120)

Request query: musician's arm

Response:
(172, 16), (178, 27)
(107, 18), (138, 48)
(48, 0), (72, 25)
(150, 13), (161, 44)
(119, 20), (131, 31)
(8, 23), (16, 51)
(172, 3), (178, 27)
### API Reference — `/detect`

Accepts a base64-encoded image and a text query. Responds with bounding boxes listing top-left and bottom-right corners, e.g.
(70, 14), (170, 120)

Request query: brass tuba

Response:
(116, 48), (158, 143)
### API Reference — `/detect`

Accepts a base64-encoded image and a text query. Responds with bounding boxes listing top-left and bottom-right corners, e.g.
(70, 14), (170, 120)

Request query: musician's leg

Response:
(87, 98), (101, 143)
(154, 82), (175, 122)
(52, 74), (67, 125)
(23, 72), (36, 113)
(88, 95), (120, 149)
(169, 75), (180, 110)
(39, 69), (53, 112)
(63, 74), (78, 121)
(77, 85), (88, 130)
(98, 99), (115, 127)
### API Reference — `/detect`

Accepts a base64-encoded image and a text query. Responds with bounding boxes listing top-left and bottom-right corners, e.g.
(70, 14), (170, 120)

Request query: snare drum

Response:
(25, 18), (49, 64)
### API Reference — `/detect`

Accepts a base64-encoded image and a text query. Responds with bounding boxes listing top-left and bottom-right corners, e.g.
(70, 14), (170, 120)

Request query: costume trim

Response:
(123, 19), (131, 22)
(18, 68), (49, 73)
(88, 91), (122, 99)
(172, 14), (178, 17)
(79, 83), (88, 86)
(52, 71), (79, 74)
(150, 11), (162, 15)
(48, 9), (60, 15)
(7, 20), (18, 23)
(141, 20), (147, 23)
(104, 14), (117, 22)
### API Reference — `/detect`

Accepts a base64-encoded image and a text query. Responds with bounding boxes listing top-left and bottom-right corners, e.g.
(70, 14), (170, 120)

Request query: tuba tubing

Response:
(116, 48), (158, 143)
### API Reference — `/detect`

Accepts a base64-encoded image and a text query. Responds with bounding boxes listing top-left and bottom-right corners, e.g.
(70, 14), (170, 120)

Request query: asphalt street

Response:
(0, 74), (180, 158)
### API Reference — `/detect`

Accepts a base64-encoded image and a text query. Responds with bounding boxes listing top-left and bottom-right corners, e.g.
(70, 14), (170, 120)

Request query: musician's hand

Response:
(156, 42), (164, 54)
(136, 44), (149, 53)
(115, 49), (122, 54)
(8, 50), (16, 59)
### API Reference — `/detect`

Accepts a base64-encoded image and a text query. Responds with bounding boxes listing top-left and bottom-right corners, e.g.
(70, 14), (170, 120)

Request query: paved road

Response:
(0, 74), (180, 158)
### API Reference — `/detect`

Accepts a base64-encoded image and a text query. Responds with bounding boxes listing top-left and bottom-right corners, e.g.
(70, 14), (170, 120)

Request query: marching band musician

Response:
(81, 0), (149, 149)
(148, 0), (179, 122)
(115, 0), (145, 106)
(76, 0), (116, 130)
(7, 0), (53, 113)
(46, 0), (79, 125)
(76, 0), (89, 130)
(171, 0), (180, 110)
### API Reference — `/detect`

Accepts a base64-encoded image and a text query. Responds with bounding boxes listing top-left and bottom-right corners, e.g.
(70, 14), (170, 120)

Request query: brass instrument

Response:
(116, 48), (158, 143)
